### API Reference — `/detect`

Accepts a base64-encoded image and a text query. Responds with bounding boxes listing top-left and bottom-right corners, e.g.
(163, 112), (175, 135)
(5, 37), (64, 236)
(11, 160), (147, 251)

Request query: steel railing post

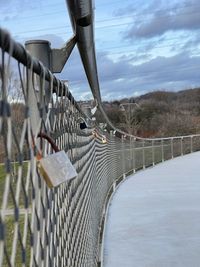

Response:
(161, 139), (164, 162)
(110, 131), (116, 187)
(142, 140), (145, 169)
(152, 140), (155, 166)
(25, 40), (52, 266)
(133, 138), (136, 173)
(171, 138), (174, 158)
(25, 40), (52, 108)
(113, 181), (116, 192)
(190, 136), (193, 153)
(181, 137), (183, 156)
(109, 130), (113, 180)
(122, 135), (126, 178)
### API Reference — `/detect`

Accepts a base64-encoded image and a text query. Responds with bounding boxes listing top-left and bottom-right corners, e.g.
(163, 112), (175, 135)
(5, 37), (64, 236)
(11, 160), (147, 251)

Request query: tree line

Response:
(95, 88), (200, 138)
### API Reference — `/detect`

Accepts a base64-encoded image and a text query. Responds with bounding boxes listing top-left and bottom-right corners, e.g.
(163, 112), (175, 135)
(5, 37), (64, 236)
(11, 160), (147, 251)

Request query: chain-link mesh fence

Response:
(1, 28), (200, 267)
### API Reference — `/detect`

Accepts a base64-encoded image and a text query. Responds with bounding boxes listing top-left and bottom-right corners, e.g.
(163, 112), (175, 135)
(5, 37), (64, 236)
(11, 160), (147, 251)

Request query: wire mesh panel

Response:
(163, 139), (171, 161)
(154, 140), (162, 164)
(143, 140), (153, 167)
(182, 137), (191, 155)
(192, 135), (200, 151)
(135, 140), (143, 170)
(123, 139), (131, 174)
(114, 137), (123, 180)
(173, 138), (182, 157)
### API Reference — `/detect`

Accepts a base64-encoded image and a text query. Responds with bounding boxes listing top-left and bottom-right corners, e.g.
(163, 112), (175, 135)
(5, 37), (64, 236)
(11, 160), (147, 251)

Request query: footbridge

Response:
(0, 1), (200, 267)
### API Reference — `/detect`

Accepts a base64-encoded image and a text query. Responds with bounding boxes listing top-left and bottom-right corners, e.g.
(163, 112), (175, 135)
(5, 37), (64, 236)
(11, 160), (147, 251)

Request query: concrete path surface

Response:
(103, 152), (200, 267)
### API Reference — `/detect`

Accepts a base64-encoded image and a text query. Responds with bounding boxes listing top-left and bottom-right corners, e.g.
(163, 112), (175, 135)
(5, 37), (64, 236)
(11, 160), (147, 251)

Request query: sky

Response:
(1, 0), (200, 101)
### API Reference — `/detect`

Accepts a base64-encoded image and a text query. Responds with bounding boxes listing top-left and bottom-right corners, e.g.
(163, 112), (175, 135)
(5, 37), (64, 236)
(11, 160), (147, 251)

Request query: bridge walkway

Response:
(103, 152), (200, 267)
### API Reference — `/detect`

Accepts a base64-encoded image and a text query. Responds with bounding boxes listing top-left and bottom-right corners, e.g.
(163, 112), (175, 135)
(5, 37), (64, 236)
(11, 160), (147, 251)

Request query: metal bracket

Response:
(51, 35), (77, 73)
(25, 35), (77, 74)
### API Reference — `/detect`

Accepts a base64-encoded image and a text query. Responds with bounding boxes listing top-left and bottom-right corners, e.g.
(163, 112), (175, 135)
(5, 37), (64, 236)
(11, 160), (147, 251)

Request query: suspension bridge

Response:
(0, 1), (200, 267)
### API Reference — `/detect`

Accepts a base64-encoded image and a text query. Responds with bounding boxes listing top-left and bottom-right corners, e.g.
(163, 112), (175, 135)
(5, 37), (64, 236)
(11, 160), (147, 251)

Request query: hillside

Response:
(96, 88), (200, 138)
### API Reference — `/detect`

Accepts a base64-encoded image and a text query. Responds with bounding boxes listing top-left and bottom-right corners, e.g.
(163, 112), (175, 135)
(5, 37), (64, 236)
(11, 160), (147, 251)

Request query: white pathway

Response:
(103, 152), (200, 267)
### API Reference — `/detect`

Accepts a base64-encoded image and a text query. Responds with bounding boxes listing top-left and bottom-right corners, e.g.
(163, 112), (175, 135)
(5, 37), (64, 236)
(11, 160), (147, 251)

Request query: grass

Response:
(0, 164), (5, 204)
(0, 163), (31, 266)
(0, 162), (29, 208)
(2, 215), (31, 267)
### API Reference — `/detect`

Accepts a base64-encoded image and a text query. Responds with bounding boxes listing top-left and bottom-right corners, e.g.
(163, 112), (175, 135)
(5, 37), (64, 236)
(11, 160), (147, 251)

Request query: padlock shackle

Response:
(38, 132), (60, 152)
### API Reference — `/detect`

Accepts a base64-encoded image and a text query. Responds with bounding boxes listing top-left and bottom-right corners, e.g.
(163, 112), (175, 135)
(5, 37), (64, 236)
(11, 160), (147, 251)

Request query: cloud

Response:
(125, 0), (200, 39)
(0, 0), (48, 22)
(96, 52), (133, 81)
(114, 0), (165, 17)
(0, 0), (45, 10)
(56, 47), (200, 100)
(114, 4), (137, 16)
(0, 0), (12, 9)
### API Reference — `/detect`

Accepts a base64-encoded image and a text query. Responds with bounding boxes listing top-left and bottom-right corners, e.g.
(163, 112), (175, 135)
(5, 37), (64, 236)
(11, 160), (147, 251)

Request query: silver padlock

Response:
(36, 132), (77, 188)
(38, 151), (77, 188)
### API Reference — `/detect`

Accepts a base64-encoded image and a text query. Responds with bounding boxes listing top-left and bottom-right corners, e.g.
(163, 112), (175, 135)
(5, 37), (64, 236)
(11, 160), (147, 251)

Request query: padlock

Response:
(102, 136), (107, 144)
(36, 133), (77, 188)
